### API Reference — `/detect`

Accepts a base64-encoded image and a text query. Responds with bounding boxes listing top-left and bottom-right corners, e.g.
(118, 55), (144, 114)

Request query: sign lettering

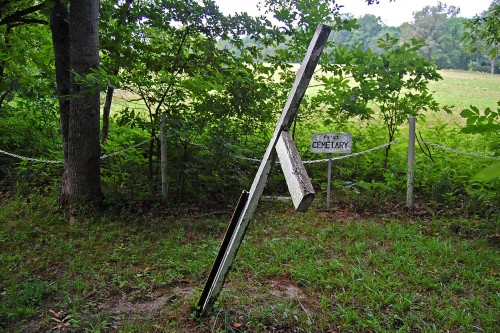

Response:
(310, 133), (352, 154)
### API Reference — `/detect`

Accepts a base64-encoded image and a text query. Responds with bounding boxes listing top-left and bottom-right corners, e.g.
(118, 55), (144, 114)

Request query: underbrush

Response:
(3, 118), (498, 219)
(0, 196), (498, 332)
(293, 119), (499, 217)
(2, 87), (499, 218)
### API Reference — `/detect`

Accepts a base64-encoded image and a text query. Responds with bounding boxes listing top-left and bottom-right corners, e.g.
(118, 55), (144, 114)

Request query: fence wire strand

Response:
(101, 137), (155, 159)
(2, 136), (499, 165)
(0, 136), (155, 164)
(421, 139), (500, 161)
(237, 138), (406, 164)
(303, 137), (407, 164)
(0, 149), (63, 164)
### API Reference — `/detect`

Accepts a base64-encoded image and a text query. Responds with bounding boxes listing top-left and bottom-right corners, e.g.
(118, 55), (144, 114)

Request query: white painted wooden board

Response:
(276, 131), (315, 212)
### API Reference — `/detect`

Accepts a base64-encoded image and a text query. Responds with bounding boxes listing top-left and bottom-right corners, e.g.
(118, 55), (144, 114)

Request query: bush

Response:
(468, 61), (498, 73)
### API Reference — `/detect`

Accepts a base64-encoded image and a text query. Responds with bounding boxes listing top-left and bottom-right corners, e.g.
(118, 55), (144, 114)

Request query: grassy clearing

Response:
(429, 70), (500, 112)
(1, 197), (498, 332)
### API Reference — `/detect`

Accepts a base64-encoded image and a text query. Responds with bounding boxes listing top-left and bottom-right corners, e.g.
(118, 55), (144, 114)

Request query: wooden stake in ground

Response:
(406, 116), (416, 209)
(197, 24), (331, 315)
(160, 113), (168, 202)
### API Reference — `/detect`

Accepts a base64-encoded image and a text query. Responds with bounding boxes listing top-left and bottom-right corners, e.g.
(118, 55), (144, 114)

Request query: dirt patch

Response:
(106, 295), (167, 317)
(104, 286), (195, 318)
(268, 274), (306, 301)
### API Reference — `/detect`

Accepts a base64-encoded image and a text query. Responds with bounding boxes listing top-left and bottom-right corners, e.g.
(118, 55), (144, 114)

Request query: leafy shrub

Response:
(467, 61), (498, 73)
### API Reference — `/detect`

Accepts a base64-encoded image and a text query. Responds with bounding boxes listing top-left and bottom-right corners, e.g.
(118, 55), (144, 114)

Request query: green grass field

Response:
(302, 68), (500, 130)
(108, 68), (500, 130)
(430, 70), (500, 112)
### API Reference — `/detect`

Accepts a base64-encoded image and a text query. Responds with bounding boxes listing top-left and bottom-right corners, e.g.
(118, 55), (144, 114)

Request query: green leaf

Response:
(460, 109), (475, 118)
(466, 115), (478, 126)
(472, 162), (500, 182)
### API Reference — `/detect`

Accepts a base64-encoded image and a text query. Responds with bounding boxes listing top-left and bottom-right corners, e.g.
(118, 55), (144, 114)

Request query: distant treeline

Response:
(219, 3), (499, 74)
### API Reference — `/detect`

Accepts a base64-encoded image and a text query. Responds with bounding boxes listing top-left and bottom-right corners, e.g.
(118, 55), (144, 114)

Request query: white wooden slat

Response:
(276, 131), (315, 212)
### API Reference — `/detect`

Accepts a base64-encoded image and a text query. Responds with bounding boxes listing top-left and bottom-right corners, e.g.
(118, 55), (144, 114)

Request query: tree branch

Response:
(0, 3), (46, 27)
(9, 18), (48, 27)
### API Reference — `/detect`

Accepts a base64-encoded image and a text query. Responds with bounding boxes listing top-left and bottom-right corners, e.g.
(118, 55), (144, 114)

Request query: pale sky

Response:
(214, 0), (493, 26)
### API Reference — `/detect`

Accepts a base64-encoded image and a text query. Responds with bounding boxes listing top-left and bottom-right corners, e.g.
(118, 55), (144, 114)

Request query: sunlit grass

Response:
(430, 70), (500, 112)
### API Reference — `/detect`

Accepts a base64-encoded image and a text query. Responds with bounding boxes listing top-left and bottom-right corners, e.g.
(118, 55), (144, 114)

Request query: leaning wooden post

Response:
(406, 116), (416, 209)
(160, 113), (168, 202)
(197, 24), (331, 315)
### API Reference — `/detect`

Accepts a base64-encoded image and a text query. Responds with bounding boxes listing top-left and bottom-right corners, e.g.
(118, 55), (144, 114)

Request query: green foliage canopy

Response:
(315, 35), (442, 150)
(462, 0), (500, 59)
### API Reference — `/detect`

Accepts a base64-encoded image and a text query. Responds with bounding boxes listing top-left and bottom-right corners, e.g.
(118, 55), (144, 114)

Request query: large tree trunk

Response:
(58, 0), (102, 207)
(0, 26), (13, 109)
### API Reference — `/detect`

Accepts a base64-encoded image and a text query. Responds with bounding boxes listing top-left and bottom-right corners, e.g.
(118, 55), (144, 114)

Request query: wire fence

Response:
(420, 139), (500, 161)
(303, 137), (407, 164)
(100, 137), (155, 159)
(0, 149), (63, 164)
(1, 135), (499, 165)
(0, 137), (156, 165)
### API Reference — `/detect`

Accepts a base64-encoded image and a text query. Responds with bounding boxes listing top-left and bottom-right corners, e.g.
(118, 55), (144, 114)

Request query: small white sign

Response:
(311, 133), (352, 154)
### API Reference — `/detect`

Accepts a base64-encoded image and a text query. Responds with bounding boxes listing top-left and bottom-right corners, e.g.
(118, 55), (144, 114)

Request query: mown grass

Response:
(429, 70), (500, 113)
(1, 196), (498, 332)
(304, 66), (500, 107)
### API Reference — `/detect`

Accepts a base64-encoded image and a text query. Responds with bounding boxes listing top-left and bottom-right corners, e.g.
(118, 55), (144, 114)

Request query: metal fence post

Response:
(327, 154), (332, 209)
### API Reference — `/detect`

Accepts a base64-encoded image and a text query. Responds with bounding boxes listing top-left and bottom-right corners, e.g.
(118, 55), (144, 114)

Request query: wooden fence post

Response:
(160, 113), (168, 202)
(406, 116), (416, 209)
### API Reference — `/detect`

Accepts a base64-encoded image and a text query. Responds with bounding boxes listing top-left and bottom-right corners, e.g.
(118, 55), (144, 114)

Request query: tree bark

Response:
(58, 0), (102, 207)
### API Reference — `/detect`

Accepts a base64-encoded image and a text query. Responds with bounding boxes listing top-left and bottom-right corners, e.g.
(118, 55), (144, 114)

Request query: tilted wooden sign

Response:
(197, 24), (331, 315)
